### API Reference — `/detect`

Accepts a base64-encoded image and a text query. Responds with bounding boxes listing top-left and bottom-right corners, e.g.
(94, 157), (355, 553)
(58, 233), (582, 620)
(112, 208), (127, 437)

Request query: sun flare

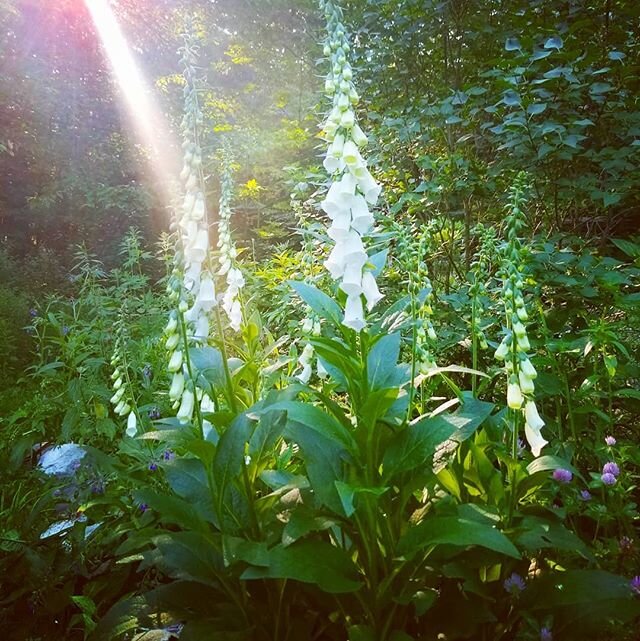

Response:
(84, 0), (176, 204)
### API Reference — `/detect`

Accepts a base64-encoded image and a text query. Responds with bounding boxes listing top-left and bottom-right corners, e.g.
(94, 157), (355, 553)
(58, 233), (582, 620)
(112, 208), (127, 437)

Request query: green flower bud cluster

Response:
(469, 224), (499, 351)
(494, 174), (547, 456)
(109, 313), (138, 437)
(395, 221), (437, 373)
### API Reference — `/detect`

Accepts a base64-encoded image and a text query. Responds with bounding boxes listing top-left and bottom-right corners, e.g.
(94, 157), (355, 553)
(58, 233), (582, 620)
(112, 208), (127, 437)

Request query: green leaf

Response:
(189, 346), (227, 390)
(248, 409), (286, 460)
(266, 400), (356, 452)
(240, 540), (362, 593)
(282, 508), (336, 546)
(154, 531), (224, 586)
(527, 102), (547, 115)
(544, 36), (563, 50)
(334, 481), (388, 517)
(289, 281), (343, 328)
(135, 489), (210, 533)
(367, 332), (401, 389)
(505, 37), (521, 51)
(398, 516), (520, 559)
(526, 455), (579, 477)
(285, 419), (349, 514)
(213, 413), (253, 497)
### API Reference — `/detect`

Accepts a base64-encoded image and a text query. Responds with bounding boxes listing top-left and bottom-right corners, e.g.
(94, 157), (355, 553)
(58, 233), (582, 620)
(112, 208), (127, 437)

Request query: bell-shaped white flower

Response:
(340, 109), (355, 128)
(193, 313), (209, 342)
(327, 207), (352, 240)
(361, 270), (383, 310)
(513, 320), (527, 339)
(177, 388), (195, 425)
(350, 196), (374, 235)
(518, 370), (535, 394)
(352, 123), (368, 147)
(340, 261), (363, 296)
(507, 379), (524, 409)
(227, 267), (245, 290)
(192, 193), (205, 221)
(168, 350), (183, 373)
(187, 228), (209, 264)
(169, 372), (185, 402)
(356, 169), (381, 205)
(342, 140), (361, 166)
(227, 299), (243, 331)
(343, 294), (366, 331)
(126, 411), (137, 438)
(520, 357), (537, 379)
(524, 401), (548, 456)
(197, 275), (216, 311)
(165, 332), (180, 351)
(200, 393), (215, 414)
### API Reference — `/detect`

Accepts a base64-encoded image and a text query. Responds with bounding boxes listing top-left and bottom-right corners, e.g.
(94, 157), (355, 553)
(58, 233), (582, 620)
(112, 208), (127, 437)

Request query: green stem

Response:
(214, 304), (239, 414)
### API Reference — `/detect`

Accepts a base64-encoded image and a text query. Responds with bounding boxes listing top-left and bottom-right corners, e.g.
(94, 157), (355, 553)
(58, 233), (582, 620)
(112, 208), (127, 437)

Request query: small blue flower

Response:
(631, 576), (640, 595)
(601, 472), (617, 486)
(148, 462), (158, 472)
(579, 490), (592, 501)
(142, 364), (153, 379)
(540, 627), (552, 641)
(503, 572), (526, 594)
(62, 326), (70, 336)
(148, 406), (161, 420)
(29, 308), (38, 318)
(163, 449), (175, 461)
(139, 503), (148, 513)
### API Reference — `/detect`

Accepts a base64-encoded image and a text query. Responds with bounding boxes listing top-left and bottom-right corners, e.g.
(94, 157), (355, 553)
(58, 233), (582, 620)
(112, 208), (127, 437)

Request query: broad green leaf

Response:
(334, 481), (389, 517)
(289, 281), (343, 327)
(266, 400), (356, 452)
(527, 102), (547, 115)
(367, 332), (401, 389)
(248, 409), (286, 460)
(398, 516), (520, 559)
(282, 508), (336, 546)
(135, 489), (210, 533)
(154, 532), (224, 586)
(240, 540), (362, 593)
(505, 37), (521, 51)
(544, 36), (563, 50)
(285, 419), (349, 514)
(526, 455), (579, 477)
(213, 413), (253, 497)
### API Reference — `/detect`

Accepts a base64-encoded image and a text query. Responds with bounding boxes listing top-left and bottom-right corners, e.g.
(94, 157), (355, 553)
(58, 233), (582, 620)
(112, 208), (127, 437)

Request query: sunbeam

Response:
(84, 0), (177, 206)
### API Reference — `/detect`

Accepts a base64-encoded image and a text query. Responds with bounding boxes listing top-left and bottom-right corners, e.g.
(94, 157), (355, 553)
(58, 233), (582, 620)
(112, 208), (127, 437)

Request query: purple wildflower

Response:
(29, 308), (38, 318)
(163, 449), (175, 461)
(602, 461), (620, 477)
(503, 573), (526, 594)
(552, 469), (573, 484)
(579, 490), (592, 501)
(62, 326), (70, 336)
(605, 435), (617, 446)
(148, 406), (161, 420)
(139, 503), (148, 513)
(601, 472), (617, 486)
(90, 481), (105, 495)
(148, 462), (158, 472)
(540, 627), (552, 641)
(631, 576), (640, 595)
(619, 537), (634, 553)
(142, 364), (153, 379)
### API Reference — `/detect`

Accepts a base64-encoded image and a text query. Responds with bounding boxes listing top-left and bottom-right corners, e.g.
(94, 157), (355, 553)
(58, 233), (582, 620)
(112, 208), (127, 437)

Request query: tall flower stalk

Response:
(216, 147), (245, 332)
(494, 174), (547, 457)
(319, 0), (383, 331)
(163, 21), (215, 431)
(109, 308), (138, 437)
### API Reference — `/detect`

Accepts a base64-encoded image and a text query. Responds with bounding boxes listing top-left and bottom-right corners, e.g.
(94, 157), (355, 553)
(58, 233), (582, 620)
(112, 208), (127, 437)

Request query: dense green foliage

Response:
(0, 1), (639, 640)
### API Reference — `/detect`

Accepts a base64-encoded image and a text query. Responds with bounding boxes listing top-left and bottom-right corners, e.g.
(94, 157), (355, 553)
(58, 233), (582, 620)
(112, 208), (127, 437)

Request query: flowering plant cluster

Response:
(319, 0), (382, 330)
(494, 174), (547, 457)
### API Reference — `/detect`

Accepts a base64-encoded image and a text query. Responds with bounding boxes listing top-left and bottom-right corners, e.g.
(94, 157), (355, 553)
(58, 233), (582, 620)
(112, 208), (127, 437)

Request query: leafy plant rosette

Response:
(93, 275), (639, 641)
